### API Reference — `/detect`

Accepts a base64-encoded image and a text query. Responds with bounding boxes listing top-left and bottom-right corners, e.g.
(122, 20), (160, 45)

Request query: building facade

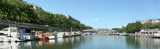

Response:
(32, 4), (42, 10)
(140, 19), (160, 24)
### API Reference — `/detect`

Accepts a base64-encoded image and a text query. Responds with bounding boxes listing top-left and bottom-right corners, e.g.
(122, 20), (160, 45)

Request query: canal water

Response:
(1, 34), (160, 49)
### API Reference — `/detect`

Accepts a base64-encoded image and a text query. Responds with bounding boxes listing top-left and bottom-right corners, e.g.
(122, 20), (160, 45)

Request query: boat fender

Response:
(15, 40), (17, 42)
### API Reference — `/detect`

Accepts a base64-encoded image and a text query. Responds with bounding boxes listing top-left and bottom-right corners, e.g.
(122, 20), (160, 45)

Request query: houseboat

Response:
(33, 31), (45, 40)
(74, 32), (81, 36)
(43, 32), (56, 40)
(20, 29), (34, 41)
(119, 33), (129, 36)
(137, 29), (160, 37)
(0, 27), (33, 42)
(34, 31), (57, 40)
(64, 32), (72, 37)
(57, 32), (64, 38)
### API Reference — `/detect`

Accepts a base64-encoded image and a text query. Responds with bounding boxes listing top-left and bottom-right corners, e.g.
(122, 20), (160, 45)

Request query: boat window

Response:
(155, 32), (157, 33)
(12, 29), (17, 32)
(143, 32), (145, 34)
(19, 30), (23, 33)
(1, 28), (8, 31)
(149, 32), (152, 34)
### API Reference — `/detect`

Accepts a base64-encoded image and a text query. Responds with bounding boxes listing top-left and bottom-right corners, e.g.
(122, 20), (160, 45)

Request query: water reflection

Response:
(126, 37), (160, 49)
(36, 36), (84, 49)
(1, 35), (160, 49)
(0, 36), (84, 49)
(0, 42), (19, 49)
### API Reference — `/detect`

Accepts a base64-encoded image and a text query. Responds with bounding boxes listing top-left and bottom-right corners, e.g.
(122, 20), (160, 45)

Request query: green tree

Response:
(0, 0), (92, 30)
(125, 21), (142, 33)
(142, 22), (153, 29)
(85, 26), (93, 29)
(153, 23), (160, 29)
(112, 28), (123, 33)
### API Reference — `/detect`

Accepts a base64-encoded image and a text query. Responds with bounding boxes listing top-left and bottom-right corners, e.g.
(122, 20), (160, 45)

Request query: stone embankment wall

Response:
(0, 19), (72, 32)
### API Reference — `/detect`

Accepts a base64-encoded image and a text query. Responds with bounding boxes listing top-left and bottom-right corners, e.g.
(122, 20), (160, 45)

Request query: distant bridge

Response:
(83, 29), (113, 34)
(83, 29), (98, 33)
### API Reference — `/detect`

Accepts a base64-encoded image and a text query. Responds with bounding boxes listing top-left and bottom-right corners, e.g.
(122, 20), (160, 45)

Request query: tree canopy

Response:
(0, 0), (93, 30)
(112, 21), (160, 33)
(124, 21), (142, 33)
(112, 28), (123, 33)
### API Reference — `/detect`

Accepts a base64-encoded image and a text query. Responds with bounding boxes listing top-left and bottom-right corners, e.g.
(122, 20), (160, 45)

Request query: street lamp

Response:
(45, 25), (49, 32)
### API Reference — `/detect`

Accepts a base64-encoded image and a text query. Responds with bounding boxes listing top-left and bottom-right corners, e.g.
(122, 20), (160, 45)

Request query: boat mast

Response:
(8, 13), (11, 36)
(66, 9), (72, 32)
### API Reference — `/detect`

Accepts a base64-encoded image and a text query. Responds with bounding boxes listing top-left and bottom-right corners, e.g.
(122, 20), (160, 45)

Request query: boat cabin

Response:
(138, 29), (160, 37)
(0, 27), (31, 37)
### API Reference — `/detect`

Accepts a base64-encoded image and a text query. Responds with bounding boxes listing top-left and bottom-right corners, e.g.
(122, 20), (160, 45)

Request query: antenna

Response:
(66, 9), (72, 31)
(65, 9), (69, 19)
(105, 25), (107, 29)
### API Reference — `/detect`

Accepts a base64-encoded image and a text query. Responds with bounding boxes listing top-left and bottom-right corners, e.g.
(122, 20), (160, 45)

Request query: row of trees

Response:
(0, 0), (92, 30)
(112, 21), (160, 33)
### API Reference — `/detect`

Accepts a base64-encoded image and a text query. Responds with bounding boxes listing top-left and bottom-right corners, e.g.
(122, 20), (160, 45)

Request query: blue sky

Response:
(24, 0), (160, 29)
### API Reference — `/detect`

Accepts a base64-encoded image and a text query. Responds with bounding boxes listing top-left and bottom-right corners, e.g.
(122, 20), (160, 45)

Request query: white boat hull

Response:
(23, 35), (34, 41)
(0, 36), (24, 42)
(49, 36), (56, 39)
(57, 35), (63, 38)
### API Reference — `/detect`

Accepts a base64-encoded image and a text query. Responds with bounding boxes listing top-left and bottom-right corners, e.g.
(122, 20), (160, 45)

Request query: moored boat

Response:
(0, 27), (26, 42)
(20, 29), (34, 41)
(33, 31), (43, 40)
(119, 33), (129, 36)
(64, 32), (72, 37)
(43, 32), (56, 40)
(57, 32), (64, 38)
(138, 29), (160, 37)
(151, 31), (160, 38)
(39, 35), (45, 41)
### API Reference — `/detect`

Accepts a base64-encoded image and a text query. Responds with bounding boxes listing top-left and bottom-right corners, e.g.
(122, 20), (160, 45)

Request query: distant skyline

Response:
(24, 0), (160, 29)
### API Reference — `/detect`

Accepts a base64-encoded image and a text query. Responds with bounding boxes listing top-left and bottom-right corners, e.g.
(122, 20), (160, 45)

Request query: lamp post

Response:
(46, 25), (49, 32)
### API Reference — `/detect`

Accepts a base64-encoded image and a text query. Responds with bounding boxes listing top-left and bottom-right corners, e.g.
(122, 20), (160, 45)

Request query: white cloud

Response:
(94, 18), (99, 21)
